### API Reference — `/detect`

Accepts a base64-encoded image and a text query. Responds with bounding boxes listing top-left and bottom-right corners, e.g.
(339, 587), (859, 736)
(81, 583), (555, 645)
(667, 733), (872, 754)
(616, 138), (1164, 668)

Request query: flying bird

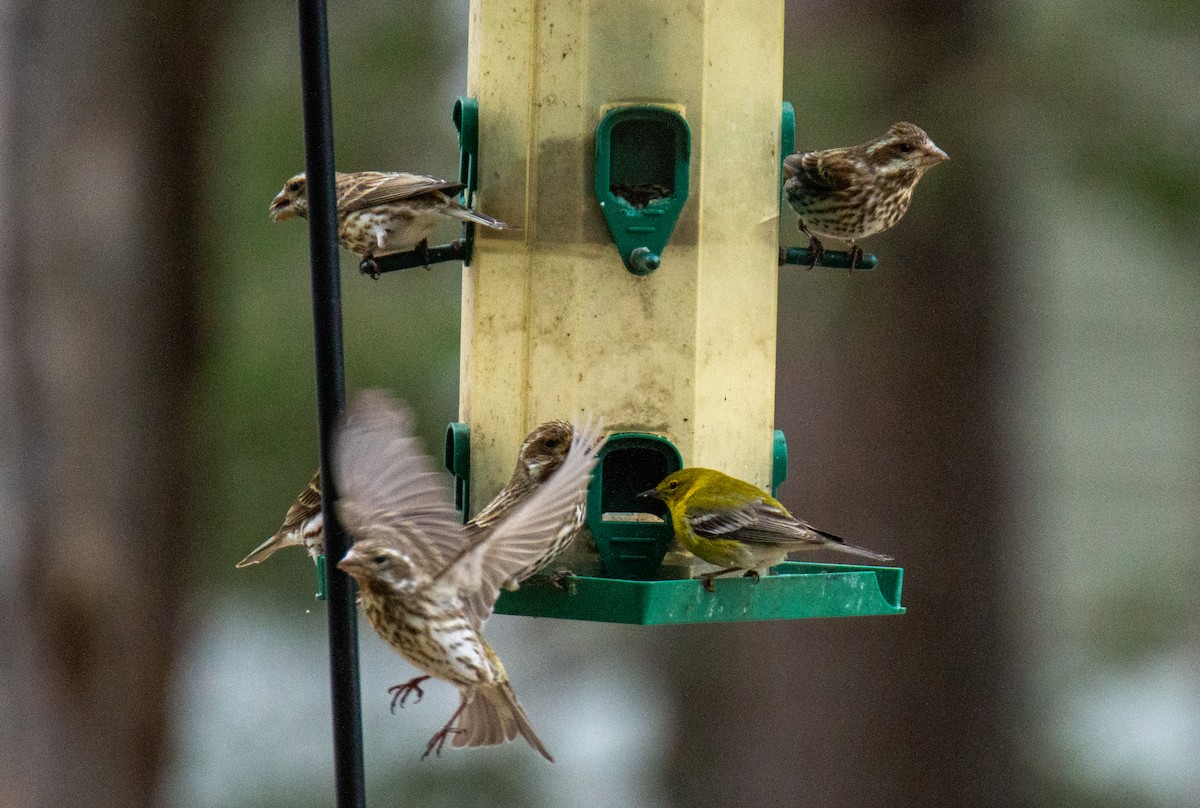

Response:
(333, 391), (603, 760)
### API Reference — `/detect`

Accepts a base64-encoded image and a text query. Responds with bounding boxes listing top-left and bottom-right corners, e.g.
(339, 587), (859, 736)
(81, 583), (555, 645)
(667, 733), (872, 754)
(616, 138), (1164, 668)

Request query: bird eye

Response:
(897, 143), (914, 154)
(544, 438), (561, 450)
(667, 480), (678, 490)
(288, 180), (303, 192)
(373, 554), (389, 565)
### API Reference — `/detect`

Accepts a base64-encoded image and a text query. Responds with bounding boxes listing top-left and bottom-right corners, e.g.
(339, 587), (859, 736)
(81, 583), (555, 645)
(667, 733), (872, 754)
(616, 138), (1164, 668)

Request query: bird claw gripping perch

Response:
(778, 244), (878, 271)
(357, 238), (467, 276)
(801, 225), (824, 270)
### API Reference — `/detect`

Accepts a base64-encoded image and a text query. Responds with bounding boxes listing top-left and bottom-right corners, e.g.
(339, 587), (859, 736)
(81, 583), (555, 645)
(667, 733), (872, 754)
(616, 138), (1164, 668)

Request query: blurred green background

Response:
(2, 0), (1197, 807)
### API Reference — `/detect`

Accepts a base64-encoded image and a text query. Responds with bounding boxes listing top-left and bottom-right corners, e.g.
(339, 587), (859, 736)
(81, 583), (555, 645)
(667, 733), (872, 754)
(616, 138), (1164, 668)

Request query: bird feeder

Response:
(439, 0), (902, 624)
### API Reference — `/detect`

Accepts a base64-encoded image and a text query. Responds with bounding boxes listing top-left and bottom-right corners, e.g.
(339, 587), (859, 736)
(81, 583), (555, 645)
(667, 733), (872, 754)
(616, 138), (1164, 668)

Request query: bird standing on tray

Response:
(784, 122), (948, 270)
(643, 467), (892, 592)
(334, 391), (603, 761)
(464, 420), (585, 588)
(269, 170), (512, 275)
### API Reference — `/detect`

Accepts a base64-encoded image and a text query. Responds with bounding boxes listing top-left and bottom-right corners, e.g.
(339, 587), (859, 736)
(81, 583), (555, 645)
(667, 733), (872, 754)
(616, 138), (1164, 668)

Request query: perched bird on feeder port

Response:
(784, 122), (948, 270)
(269, 170), (513, 276)
(333, 390), (604, 761)
(643, 467), (892, 592)
(236, 470), (324, 568)
(237, 421), (586, 574)
(464, 420), (588, 588)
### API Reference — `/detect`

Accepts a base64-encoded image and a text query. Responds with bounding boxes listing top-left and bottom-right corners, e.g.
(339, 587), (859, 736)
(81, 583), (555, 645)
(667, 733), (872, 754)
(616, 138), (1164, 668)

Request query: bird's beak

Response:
(269, 191), (294, 222)
(638, 487), (662, 501)
(336, 551), (362, 576)
(929, 145), (950, 164)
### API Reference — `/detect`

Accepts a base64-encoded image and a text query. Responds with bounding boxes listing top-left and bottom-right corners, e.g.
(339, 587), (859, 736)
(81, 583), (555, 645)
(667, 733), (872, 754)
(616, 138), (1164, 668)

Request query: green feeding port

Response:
(494, 427), (906, 625)
(453, 96), (481, 265)
(595, 106), (690, 275)
(453, 96), (479, 196)
(588, 433), (683, 579)
(772, 428), (788, 498)
(444, 422), (471, 524)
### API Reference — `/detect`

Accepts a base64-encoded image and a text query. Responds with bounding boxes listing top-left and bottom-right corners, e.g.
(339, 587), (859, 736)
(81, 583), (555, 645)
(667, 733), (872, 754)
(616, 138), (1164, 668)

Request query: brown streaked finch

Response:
(464, 420), (590, 588)
(784, 122), (948, 269)
(333, 391), (603, 761)
(236, 470), (324, 568)
(269, 171), (513, 274)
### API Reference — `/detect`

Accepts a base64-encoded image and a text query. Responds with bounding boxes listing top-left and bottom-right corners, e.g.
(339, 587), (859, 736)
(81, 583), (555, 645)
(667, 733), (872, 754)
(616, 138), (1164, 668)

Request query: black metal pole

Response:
(296, 1), (366, 806)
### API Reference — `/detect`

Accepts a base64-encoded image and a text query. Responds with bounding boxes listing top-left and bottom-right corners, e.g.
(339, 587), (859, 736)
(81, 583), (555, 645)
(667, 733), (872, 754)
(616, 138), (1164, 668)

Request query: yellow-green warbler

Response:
(643, 467), (892, 591)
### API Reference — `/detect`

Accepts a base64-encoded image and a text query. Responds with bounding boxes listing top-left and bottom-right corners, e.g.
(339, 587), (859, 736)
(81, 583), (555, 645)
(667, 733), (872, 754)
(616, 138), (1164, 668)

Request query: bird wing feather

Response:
(277, 469), (322, 535)
(443, 420), (605, 626)
(689, 498), (832, 545)
(338, 172), (465, 213)
(332, 391), (465, 575)
(784, 150), (855, 194)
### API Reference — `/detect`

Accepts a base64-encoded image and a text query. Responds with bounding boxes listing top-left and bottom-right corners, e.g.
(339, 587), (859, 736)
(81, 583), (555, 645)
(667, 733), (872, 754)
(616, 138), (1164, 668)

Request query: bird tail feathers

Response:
(815, 527), (893, 563)
(236, 535), (286, 568)
(454, 683), (553, 762)
(448, 205), (514, 230)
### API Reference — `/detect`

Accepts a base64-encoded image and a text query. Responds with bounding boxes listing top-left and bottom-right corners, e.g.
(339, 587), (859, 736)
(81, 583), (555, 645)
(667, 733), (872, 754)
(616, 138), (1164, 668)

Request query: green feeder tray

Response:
(442, 422), (903, 625)
(494, 561), (905, 625)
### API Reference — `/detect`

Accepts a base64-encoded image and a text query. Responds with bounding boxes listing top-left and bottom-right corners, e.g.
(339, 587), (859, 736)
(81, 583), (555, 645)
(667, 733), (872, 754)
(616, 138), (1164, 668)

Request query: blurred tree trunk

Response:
(0, 1), (212, 805)
(662, 2), (1019, 806)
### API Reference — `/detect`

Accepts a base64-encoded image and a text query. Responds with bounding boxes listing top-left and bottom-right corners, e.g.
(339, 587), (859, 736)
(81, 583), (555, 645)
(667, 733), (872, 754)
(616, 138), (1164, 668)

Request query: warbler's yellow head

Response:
(643, 467), (778, 515)
(643, 467), (721, 507)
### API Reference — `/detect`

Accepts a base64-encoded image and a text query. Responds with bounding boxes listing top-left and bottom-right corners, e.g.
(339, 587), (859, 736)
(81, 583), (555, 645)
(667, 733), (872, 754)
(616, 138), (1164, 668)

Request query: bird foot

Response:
(742, 570), (762, 585)
(422, 723), (465, 760)
(804, 233), (825, 270)
(847, 244), (862, 272)
(547, 569), (577, 594)
(700, 566), (745, 592)
(388, 675), (431, 713)
(416, 239), (431, 269)
(362, 257), (382, 280)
